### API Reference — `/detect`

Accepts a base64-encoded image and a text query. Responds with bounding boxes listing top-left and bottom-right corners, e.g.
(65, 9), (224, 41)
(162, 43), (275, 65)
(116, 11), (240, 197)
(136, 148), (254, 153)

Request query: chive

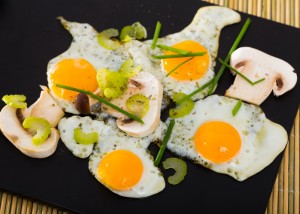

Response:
(152, 52), (206, 59)
(207, 17), (252, 95)
(156, 44), (190, 55)
(218, 58), (265, 85)
(151, 21), (161, 49)
(55, 84), (144, 124)
(154, 119), (175, 166)
(176, 78), (215, 104)
(166, 57), (193, 77)
(232, 99), (242, 116)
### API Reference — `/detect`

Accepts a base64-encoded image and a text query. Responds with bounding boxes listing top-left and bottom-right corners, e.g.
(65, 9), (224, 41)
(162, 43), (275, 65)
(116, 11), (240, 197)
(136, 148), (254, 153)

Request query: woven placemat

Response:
(0, 0), (299, 213)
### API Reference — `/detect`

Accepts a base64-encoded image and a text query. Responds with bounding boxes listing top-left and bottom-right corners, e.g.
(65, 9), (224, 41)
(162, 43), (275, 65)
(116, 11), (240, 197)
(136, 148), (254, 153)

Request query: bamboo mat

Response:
(0, 0), (299, 213)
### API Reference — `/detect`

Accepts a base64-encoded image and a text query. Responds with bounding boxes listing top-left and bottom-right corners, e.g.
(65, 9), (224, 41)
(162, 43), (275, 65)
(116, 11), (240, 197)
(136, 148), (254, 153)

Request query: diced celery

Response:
(162, 157), (187, 185)
(73, 127), (98, 145)
(120, 22), (147, 42)
(2, 94), (27, 109)
(126, 94), (149, 118)
(97, 28), (120, 50)
(169, 93), (194, 118)
(119, 59), (142, 78)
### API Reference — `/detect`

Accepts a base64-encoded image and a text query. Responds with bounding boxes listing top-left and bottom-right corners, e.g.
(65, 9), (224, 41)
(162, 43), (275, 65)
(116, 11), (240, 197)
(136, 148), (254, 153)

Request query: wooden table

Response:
(0, 0), (299, 213)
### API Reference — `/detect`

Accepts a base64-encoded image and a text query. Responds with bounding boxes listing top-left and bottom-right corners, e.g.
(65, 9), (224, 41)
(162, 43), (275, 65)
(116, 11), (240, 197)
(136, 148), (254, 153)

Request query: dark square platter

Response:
(0, 0), (299, 213)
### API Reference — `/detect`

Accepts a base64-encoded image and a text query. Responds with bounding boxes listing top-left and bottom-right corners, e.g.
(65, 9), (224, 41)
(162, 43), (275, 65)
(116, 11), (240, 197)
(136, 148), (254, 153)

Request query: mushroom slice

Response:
(225, 47), (297, 105)
(101, 71), (163, 137)
(23, 86), (64, 127)
(0, 105), (59, 158)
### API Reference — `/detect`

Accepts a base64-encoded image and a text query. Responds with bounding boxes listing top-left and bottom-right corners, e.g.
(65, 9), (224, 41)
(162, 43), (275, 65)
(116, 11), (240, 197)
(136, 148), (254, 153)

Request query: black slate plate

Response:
(0, 0), (299, 213)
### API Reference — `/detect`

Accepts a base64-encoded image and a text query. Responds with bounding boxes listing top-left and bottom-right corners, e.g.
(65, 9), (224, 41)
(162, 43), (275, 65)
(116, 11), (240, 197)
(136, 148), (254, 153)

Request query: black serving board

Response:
(0, 0), (299, 214)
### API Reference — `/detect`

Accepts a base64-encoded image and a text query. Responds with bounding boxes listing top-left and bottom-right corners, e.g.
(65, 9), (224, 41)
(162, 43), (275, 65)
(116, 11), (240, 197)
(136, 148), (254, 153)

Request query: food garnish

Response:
(74, 127), (98, 145)
(97, 28), (121, 50)
(232, 99), (242, 116)
(169, 93), (194, 118)
(2, 94), (27, 109)
(120, 22), (147, 42)
(151, 21), (161, 49)
(162, 157), (187, 185)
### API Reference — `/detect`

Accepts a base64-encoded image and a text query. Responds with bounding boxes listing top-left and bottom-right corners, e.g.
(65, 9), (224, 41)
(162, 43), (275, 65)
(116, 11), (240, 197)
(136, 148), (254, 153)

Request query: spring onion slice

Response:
(176, 78), (215, 105)
(166, 57), (193, 77)
(232, 99), (242, 116)
(156, 44), (190, 55)
(152, 52), (206, 59)
(154, 119), (175, 166)
(208, 17), (252, 95)
(218, 58), (265, 85)
(151, 21), (162, 49)
(56, 84), (144, 124)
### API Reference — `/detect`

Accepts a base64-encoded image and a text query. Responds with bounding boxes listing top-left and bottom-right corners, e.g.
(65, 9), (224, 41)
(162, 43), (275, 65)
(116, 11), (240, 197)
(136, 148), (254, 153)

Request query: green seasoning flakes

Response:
(163, 157), (187, 185)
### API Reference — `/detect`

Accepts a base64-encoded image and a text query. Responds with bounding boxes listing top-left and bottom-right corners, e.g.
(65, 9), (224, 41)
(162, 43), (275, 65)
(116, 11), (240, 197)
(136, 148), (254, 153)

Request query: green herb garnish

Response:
(154, 119), (175, 166)
(232, 99), (242, 116)
(156, 44), (190, 55)
(208, 17), (252, 95)
(56, 84), (144, 124)
(151, 21), (162, 49)
(152, 52), (206, 59)
(218, 58), (265, 85)
(166, 57), (193, 77)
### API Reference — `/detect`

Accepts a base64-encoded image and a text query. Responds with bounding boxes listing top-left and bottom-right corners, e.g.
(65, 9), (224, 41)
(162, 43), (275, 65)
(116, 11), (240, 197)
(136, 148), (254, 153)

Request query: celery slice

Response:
(2, 94), (27, 109)
(22, 117), (51, 146)
(74, 127), (98, 145)
(163, 157), (187, 185)
(120, 22), (147, 42)
(169, 93), (194, 118)
(97, 28), (120, 50)
(126, 94), (149, 118)
(119, 59), (142, 78)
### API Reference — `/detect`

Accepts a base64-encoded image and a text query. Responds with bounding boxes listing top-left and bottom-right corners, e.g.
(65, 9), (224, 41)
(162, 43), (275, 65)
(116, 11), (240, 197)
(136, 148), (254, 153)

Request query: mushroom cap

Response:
(0, 105), (59, 158)
(101, 71), (163, 137)
(226, 47), (297, 105)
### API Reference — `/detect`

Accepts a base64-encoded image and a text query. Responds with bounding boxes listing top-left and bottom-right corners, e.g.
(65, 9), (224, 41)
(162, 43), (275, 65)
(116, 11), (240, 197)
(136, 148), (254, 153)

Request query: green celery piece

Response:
(97, 28), (120, 50)
(74, 128), (98, 145)
(126, 94), (149, 118)
(2, 94), (27, 109)
(169, 93), (194, 118)
(162, 157), (187, 185)
(22, 117), (51, 146)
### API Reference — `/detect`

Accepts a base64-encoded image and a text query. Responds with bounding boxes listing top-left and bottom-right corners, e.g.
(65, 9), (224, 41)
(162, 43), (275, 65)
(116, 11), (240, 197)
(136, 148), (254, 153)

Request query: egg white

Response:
(165, 95), (288, 181)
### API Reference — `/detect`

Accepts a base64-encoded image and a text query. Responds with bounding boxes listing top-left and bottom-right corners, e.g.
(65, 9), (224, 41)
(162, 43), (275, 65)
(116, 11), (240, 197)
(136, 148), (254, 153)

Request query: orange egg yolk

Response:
(194, 121), (241, 163)
(162, 40), (209, 81)
(49, 58), (98, 101)
(97, 150), (144, 191)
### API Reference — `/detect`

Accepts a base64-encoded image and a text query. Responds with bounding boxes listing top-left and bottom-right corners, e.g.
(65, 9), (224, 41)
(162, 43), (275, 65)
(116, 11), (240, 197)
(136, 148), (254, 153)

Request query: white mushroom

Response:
(0, 105), (59, 158)
(101, 71), (163, 137)
(23, 86), (64, 127)
(225, 47), (297, 105)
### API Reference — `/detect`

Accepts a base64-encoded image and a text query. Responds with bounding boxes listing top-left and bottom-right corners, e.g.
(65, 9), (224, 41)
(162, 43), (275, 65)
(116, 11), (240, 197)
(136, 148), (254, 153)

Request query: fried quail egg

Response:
(165, 95), (288, 181)
(47, 17), (124, 114)
(120, 6), (241, 102)
(88, 118), (166, 198)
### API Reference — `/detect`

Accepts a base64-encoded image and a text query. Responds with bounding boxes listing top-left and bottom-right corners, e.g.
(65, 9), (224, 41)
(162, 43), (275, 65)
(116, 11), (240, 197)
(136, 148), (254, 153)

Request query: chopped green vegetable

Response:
(208, 17), (251, 95)
(152, 52), (206, 59)
(166, 57), (193, 77)
(119, 59), (142, 78)
(97, 28), (120, 50)
(156, 44), (190, 55)
(154, 119), (175, 166)
(120, 22), (147, 42)
(151, 21), (161, 49)
(22, 116), (51, 146)
(232, 99), (242, 116)
(218, 58), (265, 85)
(2, 94), (27, 109)
(126, 94), (149, 118)
(169, 93), (194, 118)
(56, 84), (144, 124)
(96, 68), (128, 99)
(74, 127), (98, 145)
(162, 157), (187, 185)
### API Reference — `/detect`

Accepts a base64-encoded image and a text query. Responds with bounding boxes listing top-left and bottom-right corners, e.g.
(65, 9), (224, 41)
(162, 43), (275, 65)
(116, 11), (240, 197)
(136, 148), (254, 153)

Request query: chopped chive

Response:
(176, 78), (215, 104)
(152, 52), (206, 59)
(156, 44), (190, 55)
(151, 21), (161, 49)
(208, 17), (252, 95)
(56, 84), (144, 124)
(154, 119), (175, 166)
(232, 99), (242, 116)
(166, 57), (193, 77)
(218, 58), (265, 85)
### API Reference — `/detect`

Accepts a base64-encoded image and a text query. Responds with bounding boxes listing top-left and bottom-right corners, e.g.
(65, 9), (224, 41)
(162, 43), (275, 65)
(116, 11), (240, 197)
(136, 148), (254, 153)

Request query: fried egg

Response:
(47, 17), (125, 114)
(120, 6), (241, 102)
(165, 95), (288, 181)
(87, 118), (167, 198)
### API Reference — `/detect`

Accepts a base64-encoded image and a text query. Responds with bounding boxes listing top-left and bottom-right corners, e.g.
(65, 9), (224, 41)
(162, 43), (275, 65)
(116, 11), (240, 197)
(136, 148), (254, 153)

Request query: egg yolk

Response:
(49, 58), (98, 101)
(162, 40), (209, 81)
(98, 150), (143, 191)
(194, 121), (241, 163)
